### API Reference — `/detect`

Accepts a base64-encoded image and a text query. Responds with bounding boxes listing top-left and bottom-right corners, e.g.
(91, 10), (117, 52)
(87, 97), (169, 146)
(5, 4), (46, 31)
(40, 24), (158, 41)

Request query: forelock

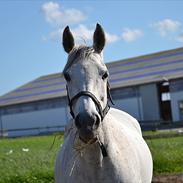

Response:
(63, 45), (102, 73)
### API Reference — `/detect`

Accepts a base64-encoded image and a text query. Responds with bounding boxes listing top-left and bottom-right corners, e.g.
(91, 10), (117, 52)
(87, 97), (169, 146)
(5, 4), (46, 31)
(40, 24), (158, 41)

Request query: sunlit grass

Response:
(0, 132), (182, 182)
(147, 136), (183, 175)
(0, 135), (63, 183)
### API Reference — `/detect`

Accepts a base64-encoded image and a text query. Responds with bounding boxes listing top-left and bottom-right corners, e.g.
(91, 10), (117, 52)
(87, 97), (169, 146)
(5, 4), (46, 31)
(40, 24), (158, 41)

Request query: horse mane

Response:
(63, 45), (95, 73)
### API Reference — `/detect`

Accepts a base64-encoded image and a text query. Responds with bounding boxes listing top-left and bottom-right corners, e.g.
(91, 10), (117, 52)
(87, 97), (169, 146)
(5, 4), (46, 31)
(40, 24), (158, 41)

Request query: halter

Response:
(66, 81), (114, 157)
(66, 81), (114, 121)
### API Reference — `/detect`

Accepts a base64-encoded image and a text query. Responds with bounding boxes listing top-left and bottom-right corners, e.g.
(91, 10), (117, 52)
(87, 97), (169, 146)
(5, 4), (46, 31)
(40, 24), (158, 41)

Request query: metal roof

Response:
(1, 47), (183, 107)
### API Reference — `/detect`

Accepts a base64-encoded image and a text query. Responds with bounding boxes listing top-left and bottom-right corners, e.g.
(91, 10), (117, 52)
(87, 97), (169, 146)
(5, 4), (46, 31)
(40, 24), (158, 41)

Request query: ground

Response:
(152, 174), (183, 183)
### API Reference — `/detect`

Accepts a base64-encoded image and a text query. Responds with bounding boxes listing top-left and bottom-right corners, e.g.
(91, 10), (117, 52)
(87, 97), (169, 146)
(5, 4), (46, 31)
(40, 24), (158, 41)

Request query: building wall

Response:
(111, 84), (161, 122)
(111, 87), (142, 120)
(2, 107), (67, 137)
(114, 97), (142, 120)
(139, 84), (160, 121)
(170, 79), (183, 121)
(0, 98), (69, 137)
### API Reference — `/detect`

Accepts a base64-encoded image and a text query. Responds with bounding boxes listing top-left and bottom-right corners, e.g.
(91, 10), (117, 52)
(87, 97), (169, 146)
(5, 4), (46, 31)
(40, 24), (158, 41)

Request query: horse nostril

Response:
(75, 115), (82, 129)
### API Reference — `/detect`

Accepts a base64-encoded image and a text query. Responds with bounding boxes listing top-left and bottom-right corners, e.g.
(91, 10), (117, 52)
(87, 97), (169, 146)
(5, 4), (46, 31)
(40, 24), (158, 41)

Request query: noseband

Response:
(66, 82), (114, 121)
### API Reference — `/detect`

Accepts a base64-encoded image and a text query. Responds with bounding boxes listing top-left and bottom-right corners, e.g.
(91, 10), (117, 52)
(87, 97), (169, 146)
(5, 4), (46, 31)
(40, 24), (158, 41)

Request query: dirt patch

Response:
(152, 174), (183, 183)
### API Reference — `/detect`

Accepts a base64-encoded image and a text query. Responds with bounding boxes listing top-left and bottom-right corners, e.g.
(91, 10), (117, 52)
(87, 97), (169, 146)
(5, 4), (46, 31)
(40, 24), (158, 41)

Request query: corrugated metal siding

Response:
(1, 47), (183, 107)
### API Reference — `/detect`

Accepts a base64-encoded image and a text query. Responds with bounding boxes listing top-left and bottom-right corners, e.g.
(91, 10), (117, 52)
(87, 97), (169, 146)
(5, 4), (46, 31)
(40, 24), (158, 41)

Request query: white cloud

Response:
(151, 19), (181, 36)
(72, 25), (93, 41)
(43, 24), (120, 44)
(121, 28), (143, 42)
(42, 25), (93, 43)
(176, 33), (183, 42)
(72, 25), (120, 43)
(41, 1), (86, 26)
(42, 29), (61, 42)
(49, 29), (62, 41)
(41, 2), (141, 45)
(105, 32), (120, 43)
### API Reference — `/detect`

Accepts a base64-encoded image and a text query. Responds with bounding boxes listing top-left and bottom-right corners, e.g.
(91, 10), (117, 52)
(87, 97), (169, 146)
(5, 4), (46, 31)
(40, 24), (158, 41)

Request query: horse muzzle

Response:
(75, 112), (100, 143)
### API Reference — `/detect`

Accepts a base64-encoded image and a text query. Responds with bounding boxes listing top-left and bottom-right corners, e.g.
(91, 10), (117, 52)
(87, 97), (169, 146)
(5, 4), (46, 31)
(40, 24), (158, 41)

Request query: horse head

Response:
(62, 24), (111, 143)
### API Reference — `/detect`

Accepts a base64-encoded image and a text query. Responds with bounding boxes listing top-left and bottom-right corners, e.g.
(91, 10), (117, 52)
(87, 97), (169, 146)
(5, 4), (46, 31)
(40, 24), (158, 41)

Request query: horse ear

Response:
(93, 23), (106, 53)
(62, 26), (75, 53)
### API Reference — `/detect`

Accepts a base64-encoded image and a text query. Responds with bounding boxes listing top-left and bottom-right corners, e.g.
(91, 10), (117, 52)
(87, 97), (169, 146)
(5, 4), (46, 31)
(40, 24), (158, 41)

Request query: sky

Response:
(0, 0), (183, 96)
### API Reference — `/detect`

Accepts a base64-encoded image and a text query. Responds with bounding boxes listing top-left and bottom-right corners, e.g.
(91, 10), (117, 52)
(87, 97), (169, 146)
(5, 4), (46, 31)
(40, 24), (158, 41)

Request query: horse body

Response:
(55, 24), (153, 183)
(55, 108), (152, 183)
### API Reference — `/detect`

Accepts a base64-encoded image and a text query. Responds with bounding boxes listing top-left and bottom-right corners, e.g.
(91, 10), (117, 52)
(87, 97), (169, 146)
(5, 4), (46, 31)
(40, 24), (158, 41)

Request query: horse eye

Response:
(64, 73), (71, 81)
(102, 72), (109, 80)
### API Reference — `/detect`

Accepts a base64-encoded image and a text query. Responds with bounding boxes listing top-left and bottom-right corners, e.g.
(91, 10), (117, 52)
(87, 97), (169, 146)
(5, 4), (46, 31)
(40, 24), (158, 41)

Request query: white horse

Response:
(55, 24), (153, 183)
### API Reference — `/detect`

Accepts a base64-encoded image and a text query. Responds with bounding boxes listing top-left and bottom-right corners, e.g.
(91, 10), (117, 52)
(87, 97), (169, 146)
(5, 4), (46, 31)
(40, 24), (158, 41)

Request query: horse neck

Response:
(80, 142), (103, 166)
(77, 121), (107, 165)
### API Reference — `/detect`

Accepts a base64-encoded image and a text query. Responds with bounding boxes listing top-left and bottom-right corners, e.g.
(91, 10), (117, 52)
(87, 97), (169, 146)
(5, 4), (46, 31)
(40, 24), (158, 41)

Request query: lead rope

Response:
(97, 135), (108, 157)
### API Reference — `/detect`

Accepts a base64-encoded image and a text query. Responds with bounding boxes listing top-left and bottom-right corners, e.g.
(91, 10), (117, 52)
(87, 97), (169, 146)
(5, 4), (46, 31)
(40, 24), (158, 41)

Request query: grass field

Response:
(147, 136), (183, 175)
(0, 133), (183, 183)
(0, 135), (63, 183)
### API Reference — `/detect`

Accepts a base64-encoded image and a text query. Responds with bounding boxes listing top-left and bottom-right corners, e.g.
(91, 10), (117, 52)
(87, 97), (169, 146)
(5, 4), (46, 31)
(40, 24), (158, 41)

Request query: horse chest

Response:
(63, 147), (141, 183)
(66, 158), (120, 183)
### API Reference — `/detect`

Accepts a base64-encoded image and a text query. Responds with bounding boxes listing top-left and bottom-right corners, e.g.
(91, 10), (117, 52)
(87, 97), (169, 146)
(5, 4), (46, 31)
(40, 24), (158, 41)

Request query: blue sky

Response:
(0, 0), (183, 96)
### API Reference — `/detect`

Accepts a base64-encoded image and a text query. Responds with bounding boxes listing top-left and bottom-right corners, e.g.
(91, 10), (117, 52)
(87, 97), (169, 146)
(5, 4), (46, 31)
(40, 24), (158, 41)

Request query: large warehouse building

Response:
(0, 47), (183, 137)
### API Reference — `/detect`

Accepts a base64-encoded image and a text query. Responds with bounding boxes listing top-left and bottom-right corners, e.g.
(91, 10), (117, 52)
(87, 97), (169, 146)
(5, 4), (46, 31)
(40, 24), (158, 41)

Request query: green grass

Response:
(147, 136), (183, 175)
(0, 132), (183, 182)
(0, 135), (63, 183)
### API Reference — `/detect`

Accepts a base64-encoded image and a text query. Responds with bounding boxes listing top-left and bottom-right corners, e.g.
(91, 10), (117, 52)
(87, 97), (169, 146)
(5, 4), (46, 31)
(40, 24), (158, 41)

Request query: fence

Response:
(140, 120), (183, 131)
(0, 125), (65, 138)
(1, 121), (183, 138)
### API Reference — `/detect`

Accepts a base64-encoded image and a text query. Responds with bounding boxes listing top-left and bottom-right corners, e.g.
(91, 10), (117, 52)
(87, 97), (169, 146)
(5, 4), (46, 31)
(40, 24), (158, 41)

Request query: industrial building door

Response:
(158, 82), (172, 122)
